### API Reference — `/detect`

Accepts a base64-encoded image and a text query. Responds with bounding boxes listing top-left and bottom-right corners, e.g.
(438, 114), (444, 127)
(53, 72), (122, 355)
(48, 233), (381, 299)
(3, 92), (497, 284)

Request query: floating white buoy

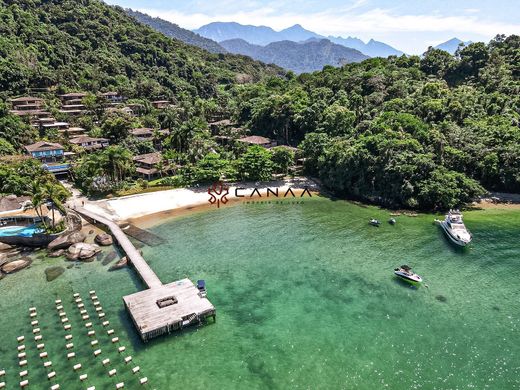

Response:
(107, 329), (114, 335)
(44, 361), (52, 368)
(16, 336), (24, 343)
(55, 299), (62, 305)
(80, 309), (87, 315)
(102, 358), (110, 366)
(93, 349), (101, 357)
(36, 343), (45, 350)
(93, 301), (100, 307)
(116, 382), (124, 389)
(59, 312), (66, 317)
(98, 313), (105, 318)
(132, 366), (140, 374)
(19, 379), (29, 387)
(56, 305), (63, 311)
(118, 346), (125, 353)
(64, 324), (71, 331)
(19, 360), (27, 367)
(32, 328), (40, 334)
(0, 382), (5, 389)
(82, 315), (89, 320)
(88, 330), (95, 337)
(73, 363), (82, 371)
(102, 321), (110, 327)
(50, 384), (60, 390)
(78, 303), (84, 308)
(87, 387), (95, 390)
(73, 293), (80, 298)
(39, 352), (48, 359)
(30, 320), (38, 326)
(0, 371), (4, 377)
(67, 352), (75, 360)
(29, 307), (36, 312)
(29, 312), (37, 318)
(75, 298), (82, 304)
(79, 374), (87, 381)
(65, 334), (73, 341)
(108, 369), (117, 377)
(95, 307), (102, 312)
(139, 377), (148, 385)
(91, 340), (98, 347)
(34, 335), (42, 341)
(17, 345), (25, 351)
(111, 337), (119, 343)
(89, 290), (96, 295)
(61, 318), (69, 324)
(19, 370), (28, 378)
(66, 343), (74, 350)
(47, 371), (56, 380)
(18, 352), (26, 359)
(124, 356), (132, 364)
(85, 322), (92, 328)
(91, 295), (98, 301)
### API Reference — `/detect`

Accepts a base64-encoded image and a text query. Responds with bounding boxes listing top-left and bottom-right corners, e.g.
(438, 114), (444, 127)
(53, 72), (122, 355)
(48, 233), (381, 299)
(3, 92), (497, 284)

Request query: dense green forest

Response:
(231, 36), (520, 209)
(0, 0), (519, 210)
(0, 0), (283, 100)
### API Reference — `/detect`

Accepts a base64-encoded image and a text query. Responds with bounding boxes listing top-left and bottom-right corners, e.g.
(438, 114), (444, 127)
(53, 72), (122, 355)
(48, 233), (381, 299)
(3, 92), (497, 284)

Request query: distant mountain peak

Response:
(435, 37), (472, 54)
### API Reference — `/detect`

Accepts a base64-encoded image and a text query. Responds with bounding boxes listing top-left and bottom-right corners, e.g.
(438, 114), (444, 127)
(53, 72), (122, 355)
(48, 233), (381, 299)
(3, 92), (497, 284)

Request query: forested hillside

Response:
(231, 36), (520, 209)
(0, 0), (284, 100)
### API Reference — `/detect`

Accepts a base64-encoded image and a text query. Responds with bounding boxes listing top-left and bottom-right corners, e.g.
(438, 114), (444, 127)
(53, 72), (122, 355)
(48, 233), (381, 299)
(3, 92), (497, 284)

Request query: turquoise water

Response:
(0, 225), (43, 237)
(0, 197), (519, 389)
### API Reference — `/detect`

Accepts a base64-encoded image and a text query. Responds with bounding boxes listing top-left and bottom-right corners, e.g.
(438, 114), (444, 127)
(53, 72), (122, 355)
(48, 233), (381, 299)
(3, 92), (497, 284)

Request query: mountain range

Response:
(434, 38), (472, 54)
(126, 9), (227, 54)
(220, 38), (369, 74)
(194, 22), (404, 58)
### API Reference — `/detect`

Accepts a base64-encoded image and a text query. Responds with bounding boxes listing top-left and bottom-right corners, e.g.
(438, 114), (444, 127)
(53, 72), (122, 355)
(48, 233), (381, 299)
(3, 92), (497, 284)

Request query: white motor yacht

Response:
(439, 209), (472, 246)
(394, 265), (423, 283)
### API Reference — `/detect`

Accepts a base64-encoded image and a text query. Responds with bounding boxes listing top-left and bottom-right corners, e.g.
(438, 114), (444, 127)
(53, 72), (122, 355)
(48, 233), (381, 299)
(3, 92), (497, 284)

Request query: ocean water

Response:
(0, 197), (519, 389)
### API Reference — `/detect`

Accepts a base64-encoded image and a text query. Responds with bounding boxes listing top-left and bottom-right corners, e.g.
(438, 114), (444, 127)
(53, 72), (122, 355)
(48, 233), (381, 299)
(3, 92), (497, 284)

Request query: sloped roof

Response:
(238, 136), (273, 145)
(70, 136), (108, 144)
(133, 152), (162, 165)
(25, 141), (64, 152)
(9, 96), (44, 103)
(0, 195), (31, 213)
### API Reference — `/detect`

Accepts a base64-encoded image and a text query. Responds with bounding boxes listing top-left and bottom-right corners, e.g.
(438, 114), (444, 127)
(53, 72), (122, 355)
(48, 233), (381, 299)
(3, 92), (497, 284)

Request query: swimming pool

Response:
(0, 225), (44, 237)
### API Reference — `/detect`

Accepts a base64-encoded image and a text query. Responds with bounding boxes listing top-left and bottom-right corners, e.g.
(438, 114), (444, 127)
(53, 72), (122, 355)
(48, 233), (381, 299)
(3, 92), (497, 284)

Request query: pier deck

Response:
(73, 206), (215, 341)
(123, 279), (215, 342)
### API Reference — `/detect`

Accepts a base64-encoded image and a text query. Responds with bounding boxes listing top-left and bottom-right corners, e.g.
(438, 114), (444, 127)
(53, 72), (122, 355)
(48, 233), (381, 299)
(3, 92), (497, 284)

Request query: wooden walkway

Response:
(74, 206), (163, 289)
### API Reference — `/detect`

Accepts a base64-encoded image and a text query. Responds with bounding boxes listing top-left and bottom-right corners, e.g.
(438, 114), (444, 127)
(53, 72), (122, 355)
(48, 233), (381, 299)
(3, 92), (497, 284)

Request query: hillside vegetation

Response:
(231, 36), (520, 209)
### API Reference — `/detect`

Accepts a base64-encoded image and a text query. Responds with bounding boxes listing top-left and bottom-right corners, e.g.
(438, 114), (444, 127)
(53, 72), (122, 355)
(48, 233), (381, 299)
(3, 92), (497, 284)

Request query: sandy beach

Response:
(81, 177), (320, 223)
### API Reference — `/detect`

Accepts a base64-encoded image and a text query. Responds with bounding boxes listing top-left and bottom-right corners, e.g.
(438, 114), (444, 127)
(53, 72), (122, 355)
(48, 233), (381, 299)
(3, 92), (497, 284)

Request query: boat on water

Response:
(369, 219), (381, 227)
(437, 209), (472, 246)
(388, 218), (396, 225)
(197, 279), (207, 297)
(394, 265), (423, 283)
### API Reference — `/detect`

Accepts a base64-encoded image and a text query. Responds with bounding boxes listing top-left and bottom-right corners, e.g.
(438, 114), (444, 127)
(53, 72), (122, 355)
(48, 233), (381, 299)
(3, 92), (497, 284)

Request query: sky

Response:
(104, 0), (520, 54)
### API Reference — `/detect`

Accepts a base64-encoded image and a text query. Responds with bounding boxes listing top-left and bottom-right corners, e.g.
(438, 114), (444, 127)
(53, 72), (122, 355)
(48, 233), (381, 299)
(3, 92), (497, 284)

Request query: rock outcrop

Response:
(95, 233), (113, 246)
(67, 243), (101, 261)
(1, 258), (32, 274)
(49, 249), (65, 258)
(48, 231), (86, 250)
(0, 243), (13, 251)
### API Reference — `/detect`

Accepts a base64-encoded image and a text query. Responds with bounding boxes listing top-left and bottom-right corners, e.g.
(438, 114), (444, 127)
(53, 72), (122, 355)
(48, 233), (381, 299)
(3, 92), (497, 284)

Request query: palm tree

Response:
(43, 183), (69, 228)
(103, 146), (134, 182)
(29, 181), (49, 231)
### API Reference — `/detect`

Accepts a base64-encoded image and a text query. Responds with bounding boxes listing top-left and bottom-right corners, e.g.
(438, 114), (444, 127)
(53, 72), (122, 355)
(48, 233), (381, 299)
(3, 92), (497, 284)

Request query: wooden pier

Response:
(74, 206), (215, 341)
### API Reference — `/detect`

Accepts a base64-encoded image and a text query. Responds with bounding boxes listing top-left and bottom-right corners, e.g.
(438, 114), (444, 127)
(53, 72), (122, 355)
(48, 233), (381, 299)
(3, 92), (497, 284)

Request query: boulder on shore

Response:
(109, 256), (128, 271)
(49, 249), (65, 258)
(95, 233), (113, 246)
(1, 258), (32, 274)
(48, 231), (86, 251)
(0, 242), (13, 251)
(67, 243), (101, 261)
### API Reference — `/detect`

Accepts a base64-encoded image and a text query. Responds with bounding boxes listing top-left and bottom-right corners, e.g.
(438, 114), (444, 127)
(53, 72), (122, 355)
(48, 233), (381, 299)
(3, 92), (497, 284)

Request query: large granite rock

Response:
(0, 243), (13, 251)
(95, 233), (113, 246)
(1, 258), (32, 274)
(48, 231), (86, 250)
(48, 249), (65, 258)
(67, 243), (101, 261)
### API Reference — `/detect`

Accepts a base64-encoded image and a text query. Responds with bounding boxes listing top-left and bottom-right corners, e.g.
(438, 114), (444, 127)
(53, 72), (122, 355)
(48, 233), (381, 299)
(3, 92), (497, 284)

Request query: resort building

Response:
(24, 141), (71, 175)
(238, 135), (277, 148)
(0, 195), (47, 227)
(209, 119), (236, 135)
(151, 100), (170, 109)
(69, 136), (109, 152)
(40, 121), (70, 133)
(101, 91), (125, 105)
(59, 92), (87, 115)
(133, 152), (174, 179)
(61, 126), (87, 138)
(9, 96), (44, 113)
(130, 128), (170, 144)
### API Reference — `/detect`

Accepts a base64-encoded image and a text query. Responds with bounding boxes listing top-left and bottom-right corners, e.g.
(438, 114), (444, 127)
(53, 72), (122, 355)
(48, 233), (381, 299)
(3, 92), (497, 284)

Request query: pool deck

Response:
(73, 206), (216, 341)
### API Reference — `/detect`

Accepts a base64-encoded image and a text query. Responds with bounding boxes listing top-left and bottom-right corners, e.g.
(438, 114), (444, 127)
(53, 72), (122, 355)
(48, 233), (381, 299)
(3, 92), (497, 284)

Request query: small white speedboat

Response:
(369, 219), (381, 227)
(438, 209), (472, 246)
(394, 265), (423, 283)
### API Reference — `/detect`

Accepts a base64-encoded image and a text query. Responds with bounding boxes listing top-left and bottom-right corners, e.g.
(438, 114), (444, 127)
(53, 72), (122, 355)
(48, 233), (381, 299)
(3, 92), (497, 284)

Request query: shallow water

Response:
(0, 197), (519, 389)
